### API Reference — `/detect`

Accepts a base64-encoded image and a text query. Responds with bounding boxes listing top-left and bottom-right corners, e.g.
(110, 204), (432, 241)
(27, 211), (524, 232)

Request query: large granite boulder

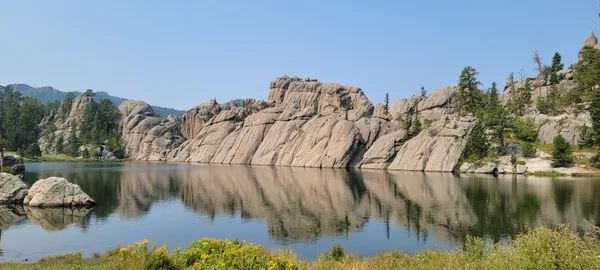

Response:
(388, 117), (476, 172)
(0, 173), (28, 204)
(119, 100), (185, 161)
(360, 130), (406, 169)
(24, 177), (95, 207)
(3, 154), (25, 174)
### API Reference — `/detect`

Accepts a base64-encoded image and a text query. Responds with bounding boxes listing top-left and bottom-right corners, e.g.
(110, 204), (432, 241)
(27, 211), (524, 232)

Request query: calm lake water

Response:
(1, 162), (600, 262)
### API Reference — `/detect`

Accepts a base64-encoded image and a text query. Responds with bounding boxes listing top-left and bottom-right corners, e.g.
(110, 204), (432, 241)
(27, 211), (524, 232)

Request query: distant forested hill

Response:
(11, 83), (184, 117)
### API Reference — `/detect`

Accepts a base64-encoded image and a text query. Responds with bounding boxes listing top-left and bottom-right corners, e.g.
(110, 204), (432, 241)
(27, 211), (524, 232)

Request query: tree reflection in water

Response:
(11, 162), (600, 246)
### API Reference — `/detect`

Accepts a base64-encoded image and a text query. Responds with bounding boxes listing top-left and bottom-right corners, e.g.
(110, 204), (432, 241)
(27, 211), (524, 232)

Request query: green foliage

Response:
(420, 86), (427, 97)
(55, 136), (64, 154)
(515, 160), (526, 166)
(552, 135), (573, 167)
(68, 128), (81, 157)
(9, 227), (600, 270)
(549, 52), (564, 84)
(0, 85), (45, 152)
(458, 66), (482, 116)
(409, 118), (422, 138)
(0, 167), (14, 174)
(78, 93), (121, 145)
(510, 155), (517, 166)
(106, 136), (125, 158)
(81, 148), (90, 158)
(532, 170), (567, 177)
(326, 245), (346, 261)
(536, 98), (550, 114)
(514, 117), (537, 142)
(463, 121), (488, 160)
(383, 93), (389, 115)
(522, 142), (536, 158)
(117, 238), (298, 270)
(590, 152), (600, 169)
(59, 92), (76, 119)
(515, 81), (532, 115)
(23, 143), (42, 158)
(482, 82), (508, 153)
(579, 124), (596, 148)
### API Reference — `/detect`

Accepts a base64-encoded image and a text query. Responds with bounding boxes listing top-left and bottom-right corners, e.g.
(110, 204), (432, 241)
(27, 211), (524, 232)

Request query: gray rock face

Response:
(2, 155), (25, 174)
(119, 100), (185, 161)
(38, 93), (95, 154)
(533, 113), (591, 145)
(0, 173), (28, 204)
(459, 162), (497, 174)
(388, 117), (476, 172)
(24, 177), (95, 207)
(167, 78), (477, 172)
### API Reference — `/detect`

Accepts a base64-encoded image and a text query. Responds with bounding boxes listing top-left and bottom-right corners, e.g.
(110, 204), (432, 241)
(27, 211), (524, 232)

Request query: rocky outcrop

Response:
(534, 113), (591, 145)
(388, 117), (476, 172)
(2, 154), (25, 175)
(38, 92), (95, 154)
(23, 177), (95, 207)
(167, 79), (474, 171)
(119, 100), (185, 161)
(0, 173), (28, 203)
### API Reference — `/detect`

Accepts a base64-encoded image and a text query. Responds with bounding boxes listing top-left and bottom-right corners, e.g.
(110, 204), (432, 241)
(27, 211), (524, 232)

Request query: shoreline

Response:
(0, 226), (598, 269)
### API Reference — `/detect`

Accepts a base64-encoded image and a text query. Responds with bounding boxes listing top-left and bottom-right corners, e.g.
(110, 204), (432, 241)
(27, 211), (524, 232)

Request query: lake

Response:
(1, 162), (600, 262)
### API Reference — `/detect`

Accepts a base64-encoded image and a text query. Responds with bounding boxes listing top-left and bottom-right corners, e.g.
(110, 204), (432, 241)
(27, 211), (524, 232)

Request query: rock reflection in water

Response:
(19, 162), (600, 246)
(0, 205), (92, 232)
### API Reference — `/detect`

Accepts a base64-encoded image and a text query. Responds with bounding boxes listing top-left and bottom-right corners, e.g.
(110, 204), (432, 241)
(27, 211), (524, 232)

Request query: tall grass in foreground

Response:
(2, 226), (600, 269)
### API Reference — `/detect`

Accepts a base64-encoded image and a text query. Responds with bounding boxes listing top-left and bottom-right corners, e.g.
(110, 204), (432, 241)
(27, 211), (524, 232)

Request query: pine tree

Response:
(55, 136), (64, 154)
(575, 47), (600, 145)
(384, 93), (389, 115)
(68, 128), (80, 157)
(60, 92), (76, 119)
(458, 66), (482, 116)
(420, 86), (427, 97)
(464, 121), (489, 160)
(484, 82), (507, 153)
(550, 52), (564, 84)
(552, 135), (573, 167)
(516, 81), (532, 115)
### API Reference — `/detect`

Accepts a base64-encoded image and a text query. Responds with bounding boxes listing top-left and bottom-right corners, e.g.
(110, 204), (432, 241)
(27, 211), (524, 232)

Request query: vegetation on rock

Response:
(552, 135), (574, 167)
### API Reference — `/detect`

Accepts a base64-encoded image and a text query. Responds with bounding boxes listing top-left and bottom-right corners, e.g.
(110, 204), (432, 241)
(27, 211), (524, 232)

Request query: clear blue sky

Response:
(2, 1), (599, 110)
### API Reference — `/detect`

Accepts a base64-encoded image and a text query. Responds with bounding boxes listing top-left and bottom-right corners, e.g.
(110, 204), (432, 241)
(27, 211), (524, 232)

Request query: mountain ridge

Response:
(10, 83), (184, 117)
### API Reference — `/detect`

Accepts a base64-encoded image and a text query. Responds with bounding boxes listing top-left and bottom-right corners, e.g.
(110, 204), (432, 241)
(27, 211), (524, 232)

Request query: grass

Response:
(2, 227), (600, 270)
(571, 172), (600, 177)
(531, 170), (567, 177)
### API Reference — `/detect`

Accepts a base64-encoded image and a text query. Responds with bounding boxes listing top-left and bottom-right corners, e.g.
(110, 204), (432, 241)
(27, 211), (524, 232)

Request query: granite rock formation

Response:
(119, 100), (185, 161)
(167, 77), (473, 171)
(38, 92), (95, 153)
(0, 173), (28, 204)
(23, 177), (95, 207)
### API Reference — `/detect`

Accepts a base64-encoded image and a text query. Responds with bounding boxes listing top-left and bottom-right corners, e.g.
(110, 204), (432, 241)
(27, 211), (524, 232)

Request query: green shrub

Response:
(329, 245), (346, 261)
(552, 135), (573, 167)
(515, 160), (526, 166)
(463, 122), (489, 160)
(591, 152), (600, 169)
(522, 142), (536, 158)
(0, 167), (14, 174)
(118, 238), (297, 270)
(536, 98), (550, 114)
(514, 118), (538, 142)
(81, 148), (90, 159)
(532, 170), (566, 177)
(510, 154), (517, 166)
(578, 124), (596, 149)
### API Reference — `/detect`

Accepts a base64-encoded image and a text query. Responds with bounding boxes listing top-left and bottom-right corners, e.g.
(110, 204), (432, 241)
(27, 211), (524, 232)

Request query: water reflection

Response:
(14, 162), (600, 248)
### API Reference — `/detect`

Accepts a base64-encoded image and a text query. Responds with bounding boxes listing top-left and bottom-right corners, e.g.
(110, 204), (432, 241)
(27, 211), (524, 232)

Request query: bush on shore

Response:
(2, 226), (600, 270)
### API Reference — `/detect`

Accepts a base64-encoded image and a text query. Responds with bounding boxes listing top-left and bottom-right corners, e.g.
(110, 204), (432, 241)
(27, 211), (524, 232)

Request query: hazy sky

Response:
(2, 1), (599, 110)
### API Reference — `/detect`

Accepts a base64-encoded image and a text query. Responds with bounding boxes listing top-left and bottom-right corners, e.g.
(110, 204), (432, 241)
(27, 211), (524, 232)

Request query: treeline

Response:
(0, 85), (50, 158)
(55, 90), (124, 158)
(457, 48), (600, 167)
